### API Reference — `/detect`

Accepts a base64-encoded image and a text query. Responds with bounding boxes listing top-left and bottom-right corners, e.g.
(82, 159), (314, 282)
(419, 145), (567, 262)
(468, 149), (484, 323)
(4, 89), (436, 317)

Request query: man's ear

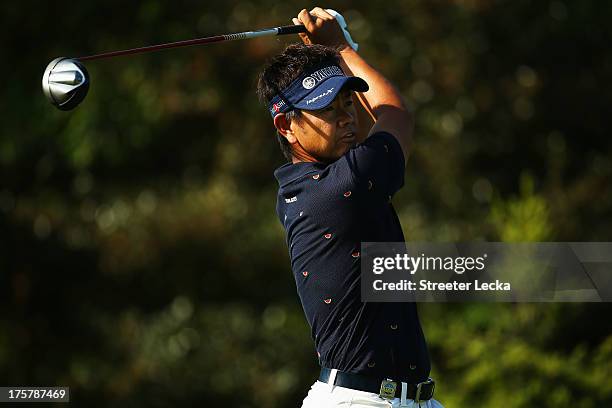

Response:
(273, 113), (298, 144)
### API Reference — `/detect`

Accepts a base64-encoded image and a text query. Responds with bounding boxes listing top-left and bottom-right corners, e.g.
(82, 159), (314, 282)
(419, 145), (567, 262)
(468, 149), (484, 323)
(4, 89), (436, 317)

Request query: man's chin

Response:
(327, 147), (350, 162)
(317, 145), (354, 163)
(340, 141), (356, 153)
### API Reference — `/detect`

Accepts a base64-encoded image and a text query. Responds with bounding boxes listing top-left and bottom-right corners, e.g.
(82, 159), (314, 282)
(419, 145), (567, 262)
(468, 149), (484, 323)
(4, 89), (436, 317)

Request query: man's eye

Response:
(345, 99), (353, 106)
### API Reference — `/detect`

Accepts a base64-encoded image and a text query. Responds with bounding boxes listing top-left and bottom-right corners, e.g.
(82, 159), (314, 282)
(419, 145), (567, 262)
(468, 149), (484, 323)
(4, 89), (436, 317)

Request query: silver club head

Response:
(42, 57), (89, 111)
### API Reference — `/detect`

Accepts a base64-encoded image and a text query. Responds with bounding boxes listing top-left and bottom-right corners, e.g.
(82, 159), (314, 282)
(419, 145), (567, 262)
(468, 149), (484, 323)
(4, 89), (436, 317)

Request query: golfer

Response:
(258, 8), (443, 408)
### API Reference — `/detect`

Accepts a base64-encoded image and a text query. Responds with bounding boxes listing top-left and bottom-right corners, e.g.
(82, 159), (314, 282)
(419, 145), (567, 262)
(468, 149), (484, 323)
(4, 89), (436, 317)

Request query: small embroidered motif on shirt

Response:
(343, 191), (352, 197)
(312, 174), (320, 180)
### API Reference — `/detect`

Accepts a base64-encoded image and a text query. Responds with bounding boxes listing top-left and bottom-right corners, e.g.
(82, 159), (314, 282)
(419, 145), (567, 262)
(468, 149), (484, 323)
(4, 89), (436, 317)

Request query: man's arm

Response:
(294, 7), (413, 161)
(351, 90), (376, 145)
(339, 47), (413, 160)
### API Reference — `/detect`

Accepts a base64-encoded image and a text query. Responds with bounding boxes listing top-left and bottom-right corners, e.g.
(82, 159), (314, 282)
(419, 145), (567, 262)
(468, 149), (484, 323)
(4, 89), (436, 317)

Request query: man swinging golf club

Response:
(257, 7), (444, 408)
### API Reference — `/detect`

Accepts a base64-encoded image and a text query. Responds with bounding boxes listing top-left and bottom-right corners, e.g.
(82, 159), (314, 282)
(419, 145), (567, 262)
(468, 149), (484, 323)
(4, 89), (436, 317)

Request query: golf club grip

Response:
(277, 25), (307, 35)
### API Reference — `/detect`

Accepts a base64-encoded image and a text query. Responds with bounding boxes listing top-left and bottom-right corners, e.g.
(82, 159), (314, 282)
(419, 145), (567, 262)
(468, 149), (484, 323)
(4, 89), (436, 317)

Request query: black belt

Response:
(319, 367), (435, 401)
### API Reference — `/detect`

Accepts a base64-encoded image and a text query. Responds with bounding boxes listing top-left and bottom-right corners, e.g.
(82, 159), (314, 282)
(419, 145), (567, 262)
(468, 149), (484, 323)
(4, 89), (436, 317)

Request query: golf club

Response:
(42, 24), (307, 111)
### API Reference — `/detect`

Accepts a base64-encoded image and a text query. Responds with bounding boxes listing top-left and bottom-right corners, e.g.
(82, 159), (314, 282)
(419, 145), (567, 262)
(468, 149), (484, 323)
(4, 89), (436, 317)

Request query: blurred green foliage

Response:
(1, 0), (611, 406)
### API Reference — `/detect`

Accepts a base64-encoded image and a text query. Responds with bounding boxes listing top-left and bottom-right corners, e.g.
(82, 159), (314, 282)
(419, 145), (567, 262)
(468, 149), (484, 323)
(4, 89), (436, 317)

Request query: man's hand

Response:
(293, 8), (351, 51)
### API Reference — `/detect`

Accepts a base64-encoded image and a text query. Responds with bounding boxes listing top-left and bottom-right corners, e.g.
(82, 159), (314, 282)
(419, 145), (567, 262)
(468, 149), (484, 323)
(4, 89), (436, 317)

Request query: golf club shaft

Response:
(77, 25), (306, 62)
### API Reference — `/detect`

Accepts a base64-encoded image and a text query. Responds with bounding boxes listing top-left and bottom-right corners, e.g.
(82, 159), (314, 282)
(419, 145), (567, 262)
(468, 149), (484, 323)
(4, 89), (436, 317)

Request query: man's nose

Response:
(337, 107), (354, 127)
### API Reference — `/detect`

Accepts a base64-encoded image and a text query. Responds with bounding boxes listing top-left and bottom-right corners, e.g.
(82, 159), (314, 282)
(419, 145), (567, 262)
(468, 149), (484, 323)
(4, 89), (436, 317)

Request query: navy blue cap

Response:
(268, 63), (369, 118)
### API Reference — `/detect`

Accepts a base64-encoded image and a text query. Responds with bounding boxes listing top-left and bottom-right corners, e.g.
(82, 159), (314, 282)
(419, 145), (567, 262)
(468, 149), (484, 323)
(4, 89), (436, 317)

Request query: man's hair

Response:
(257, 43), (341, 161)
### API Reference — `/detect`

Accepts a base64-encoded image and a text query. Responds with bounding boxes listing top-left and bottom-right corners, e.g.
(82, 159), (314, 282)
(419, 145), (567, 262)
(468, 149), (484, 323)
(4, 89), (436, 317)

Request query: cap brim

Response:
(293, 76), (369, 111)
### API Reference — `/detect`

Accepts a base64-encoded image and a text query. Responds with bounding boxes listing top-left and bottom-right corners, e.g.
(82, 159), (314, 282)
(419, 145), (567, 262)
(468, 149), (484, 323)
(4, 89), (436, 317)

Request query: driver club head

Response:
(42, 57), (89, 111)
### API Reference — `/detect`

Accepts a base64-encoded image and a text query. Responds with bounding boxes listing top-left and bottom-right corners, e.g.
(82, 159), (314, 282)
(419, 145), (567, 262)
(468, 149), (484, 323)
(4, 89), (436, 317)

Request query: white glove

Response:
(325, 9), (359, 51)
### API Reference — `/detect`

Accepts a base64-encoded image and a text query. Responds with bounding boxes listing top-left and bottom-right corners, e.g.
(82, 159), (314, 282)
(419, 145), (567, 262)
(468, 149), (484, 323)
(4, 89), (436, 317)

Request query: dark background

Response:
(1, 0), (611, 406)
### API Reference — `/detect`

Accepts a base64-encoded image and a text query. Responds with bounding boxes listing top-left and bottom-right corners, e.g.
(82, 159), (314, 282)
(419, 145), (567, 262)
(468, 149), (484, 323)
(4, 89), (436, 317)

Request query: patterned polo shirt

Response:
(274, 132), (431, 383)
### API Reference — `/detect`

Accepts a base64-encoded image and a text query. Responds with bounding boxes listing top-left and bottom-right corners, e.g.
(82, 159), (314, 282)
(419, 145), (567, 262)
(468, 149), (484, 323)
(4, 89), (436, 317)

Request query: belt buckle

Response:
(415, 378), (434, 402)
(379, 379), (397, 400)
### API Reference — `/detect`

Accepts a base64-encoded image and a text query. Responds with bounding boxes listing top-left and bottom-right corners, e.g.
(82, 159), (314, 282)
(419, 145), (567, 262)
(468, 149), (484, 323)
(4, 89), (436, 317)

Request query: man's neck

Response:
(291, 150), (319, 164)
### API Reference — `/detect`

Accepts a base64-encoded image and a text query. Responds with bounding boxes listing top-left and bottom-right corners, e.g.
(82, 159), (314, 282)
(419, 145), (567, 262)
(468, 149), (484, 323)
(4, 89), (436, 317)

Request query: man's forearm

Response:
(339, 48), (409, 119)
(339, 47), (413, 156)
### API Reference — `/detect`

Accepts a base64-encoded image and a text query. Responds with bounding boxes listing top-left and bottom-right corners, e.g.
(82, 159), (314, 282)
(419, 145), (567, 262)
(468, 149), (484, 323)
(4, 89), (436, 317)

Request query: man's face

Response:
(288, 89), (358, 163)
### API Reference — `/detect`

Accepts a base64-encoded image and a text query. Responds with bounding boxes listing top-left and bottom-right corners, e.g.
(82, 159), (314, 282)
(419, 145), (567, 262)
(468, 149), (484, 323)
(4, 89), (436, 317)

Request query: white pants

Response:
(301, 380), (445, 408)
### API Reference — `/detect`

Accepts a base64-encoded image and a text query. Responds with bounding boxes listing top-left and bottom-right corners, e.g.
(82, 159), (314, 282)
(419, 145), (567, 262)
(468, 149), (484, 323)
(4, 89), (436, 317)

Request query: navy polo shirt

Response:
(274, 132), (431, 383)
